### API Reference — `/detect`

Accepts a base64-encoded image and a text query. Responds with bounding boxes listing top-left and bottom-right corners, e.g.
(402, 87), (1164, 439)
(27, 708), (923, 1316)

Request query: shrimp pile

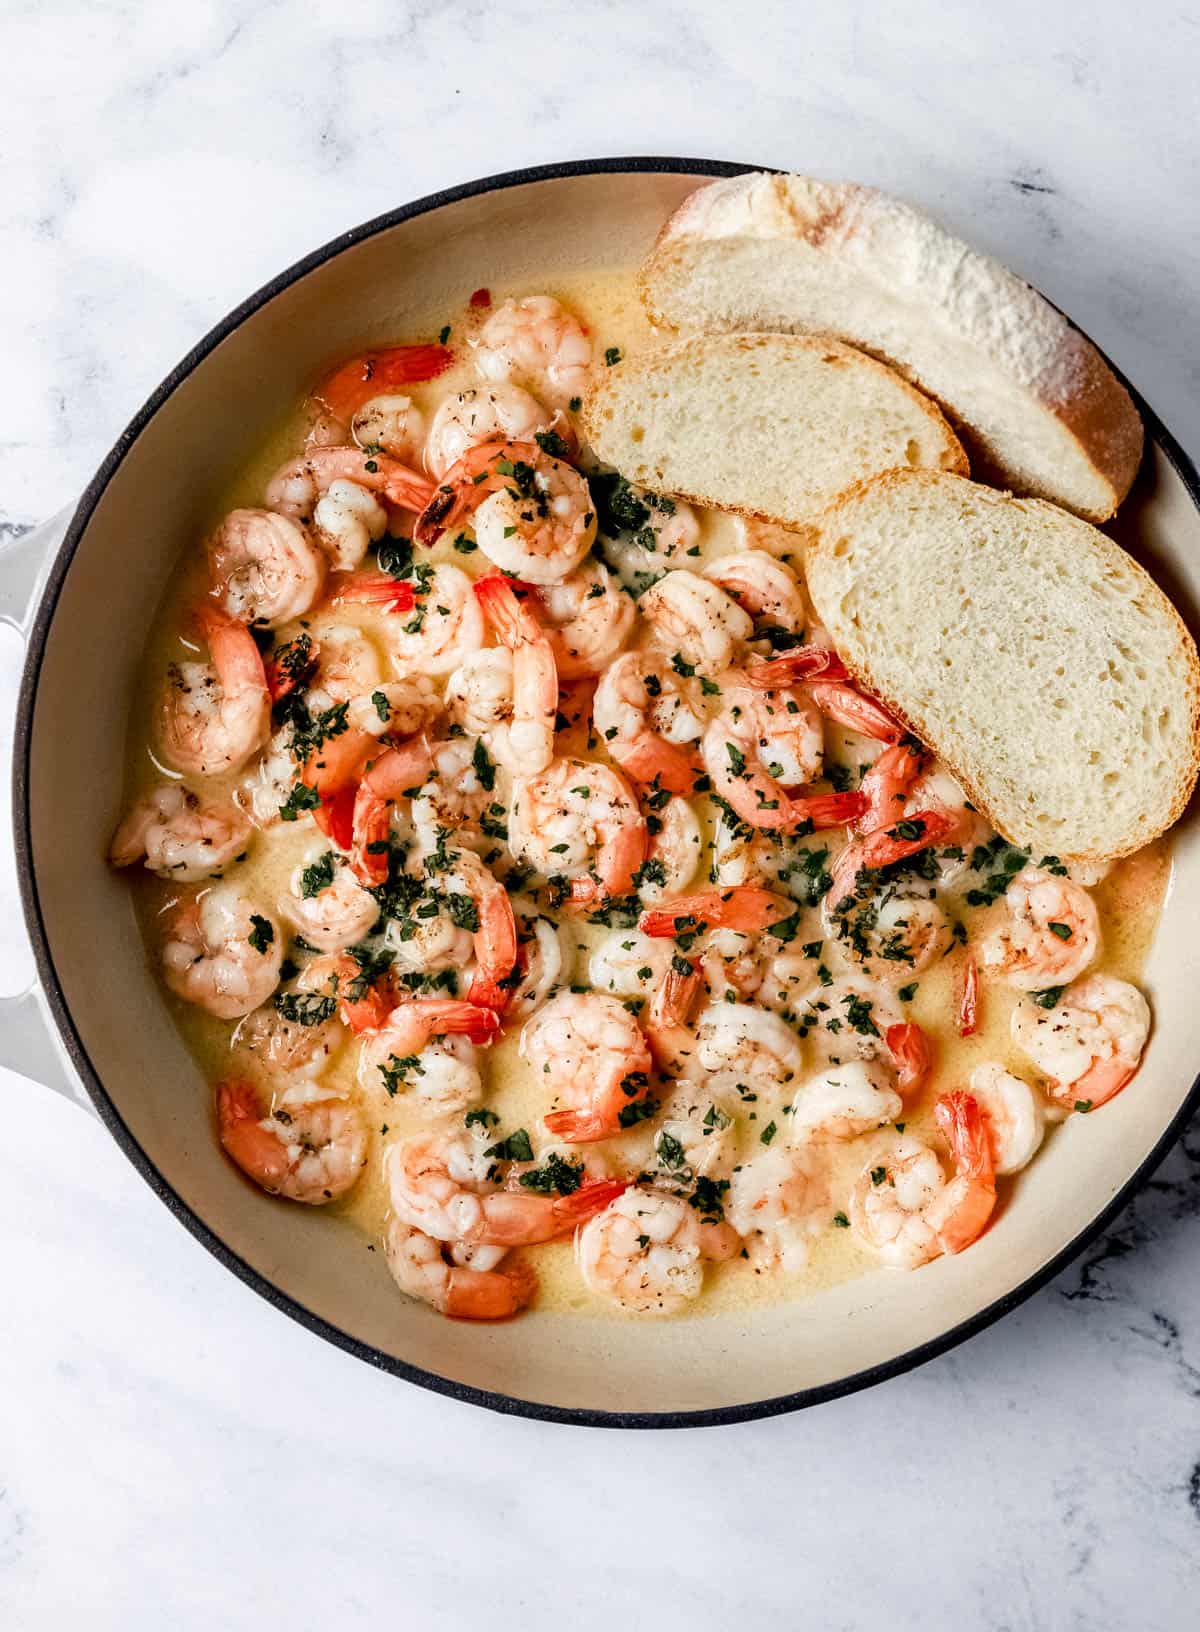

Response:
(109, 282), (1163, 1324)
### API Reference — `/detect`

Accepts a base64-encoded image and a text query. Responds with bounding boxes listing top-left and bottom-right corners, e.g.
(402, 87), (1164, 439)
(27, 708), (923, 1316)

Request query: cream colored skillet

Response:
(12, 160), (1200, 1426)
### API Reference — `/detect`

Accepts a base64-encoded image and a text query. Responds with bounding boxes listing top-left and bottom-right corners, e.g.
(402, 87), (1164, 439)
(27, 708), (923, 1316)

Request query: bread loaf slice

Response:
(805, 470), (1200, 861)
(639, 172), (1143, 523)
(581, 332), (966, 528)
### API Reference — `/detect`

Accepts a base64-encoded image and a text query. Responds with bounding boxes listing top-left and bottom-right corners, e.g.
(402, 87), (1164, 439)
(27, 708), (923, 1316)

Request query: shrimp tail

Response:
(621, 735), (702, 798)
(442, 1258), (538, 1320)
(788, 790), (868, 829)
(350, 780), (392, 884)
(959, 956), (980, 1038)
(413, 438), (541, 547)
(886, 1022), (933, 1095)
(333, 572), (417, 614)
(807, 680), (901, 743)
(860, 741), (926, 832)
(216, 1079), (288, 1190)
(551, 1178), (628, 1230)
(743, 648), (850, 687)
(315, 344), (454, 422)
(543, 1107), (612, 1142)
(316, 784), (358, 852)
(638, 886), (794, 938)
(930, 1091), (997, 1255)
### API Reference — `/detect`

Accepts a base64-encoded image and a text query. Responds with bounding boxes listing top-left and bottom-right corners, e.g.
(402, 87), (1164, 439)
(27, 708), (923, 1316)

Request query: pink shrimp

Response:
(522, 991), (654, 1143)
(885, 1021), (934, 1096)
(384, 1219), (537, 1321)
(592, 652), (704, 798)
(158, 604), (271, 777)
(268, 445), (434, 515)
(413, 437), (541, 546)
(850, 1091), (996, 1266)
(348, 735), (435, 883)
(386, 1128), (626, 1244)
(331, 572), (417, 615)
(638, 885), (796, 940)
(860, 740), (926, 833)
(216, 1078), (367, 1204)
(741, 648), (901, 742)
(829, 809), (958, 904)
(645, 957), (704, 1072)
(473, 574), (557, 776)
(509, 757), (647, 906)
(313, 344), (454, 422)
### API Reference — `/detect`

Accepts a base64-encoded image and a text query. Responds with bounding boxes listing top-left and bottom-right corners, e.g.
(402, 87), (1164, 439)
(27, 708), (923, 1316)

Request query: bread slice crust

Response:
(581, 331), (967, 532)
(639, 172), (1143, 524)
(805, 469), (1200, 863)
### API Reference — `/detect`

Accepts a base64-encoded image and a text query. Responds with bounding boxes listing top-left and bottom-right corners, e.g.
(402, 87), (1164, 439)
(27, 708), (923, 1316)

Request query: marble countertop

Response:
(3, 3), (1199, 1626)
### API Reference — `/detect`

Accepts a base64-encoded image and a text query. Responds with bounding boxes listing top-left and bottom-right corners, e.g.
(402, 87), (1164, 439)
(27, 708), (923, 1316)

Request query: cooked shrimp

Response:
(313, 343), (452, 424)
(311, 480), (389, 572)
(506, 903), (568, 1021)
(237, 727), (301, 829)
(744, 647), (901, 743)
(849, 1092), (996, 1267)
(384, 1218), (536, 1320)
(703, 551), (807, 643)
(473, 574), (557, 775)
(827, 809), (958, 906)
(979, 868), (1101, 991)
(448, 849), (519, 1011)
(351, 393), (426, 463)
(644, 956), (705, 1073)
(788, 1059), (902, 1143)
(380, 562), (485, 678)
(592, 651), (704, 796)
(216, 1077), (367, 1203)
(702, 678), (847, 832)
(690, 1000), (805, 1088)
(521, 991), (653, 1142)
(640, 795), (703, 901)
(417, 438), (596, 584)
(231, 1001), (346, 1081)
(577, 1187), (735, 1314)
(885, 1021), (934, 1096)
(206, 507), (327, 628)
(109, 783), (252, 881)
(648, 1083), (740, 1183)
(304, 622), (385, 707)
(425, 383), (559, 479)
(967, 1063), (1045, 1173)
(588, 927), (673, 1000)
(639, 884), (796, 941)
(386, 1128), (623, 1244)
(279, 847), (380, 952)
(509, 757), (646, 905)
(639, 570), (753, 676)
(358, 1000), (500, 1112)
(158, 605), (271, 777)
(473, 294), (592, 410)
(776, 974), (902, 1072)
(349, 735), (434, 878)
(296, 950), (397, 1035)
(445, 646), (518, 761)
(538, 559), (635, 680)
(1011, 973), (1150, 1110)
(727, 1147), (822, 1270)
(825, 889), (951, 978)
(161, 887), (283, 1019)
(345, 676), (442, 740)
(265, 445), (433, 519)
(409, 735), (506, 859)
(596, 478), (701, 589)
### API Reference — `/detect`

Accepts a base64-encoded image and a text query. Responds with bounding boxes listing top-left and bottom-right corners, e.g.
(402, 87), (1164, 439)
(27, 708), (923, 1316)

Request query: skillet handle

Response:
(1, 506), (94, 1109)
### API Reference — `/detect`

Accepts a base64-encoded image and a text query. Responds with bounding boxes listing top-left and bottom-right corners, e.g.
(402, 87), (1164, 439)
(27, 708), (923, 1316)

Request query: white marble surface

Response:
(3, 2), (1200, 1626)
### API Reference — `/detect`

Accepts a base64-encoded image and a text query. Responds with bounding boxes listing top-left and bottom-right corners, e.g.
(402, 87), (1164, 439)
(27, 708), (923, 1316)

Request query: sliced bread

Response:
(639, 172), (1143, 523)
(805, 469), (1200, 861)
(581, 332), (967, 528)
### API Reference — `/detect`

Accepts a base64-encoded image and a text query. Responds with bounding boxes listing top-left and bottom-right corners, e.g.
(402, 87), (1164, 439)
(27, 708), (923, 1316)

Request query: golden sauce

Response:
(119, 268), (1172, 1323)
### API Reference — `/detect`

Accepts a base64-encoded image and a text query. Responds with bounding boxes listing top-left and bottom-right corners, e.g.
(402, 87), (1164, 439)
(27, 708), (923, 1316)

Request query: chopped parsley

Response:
(247, 914), (274, 954)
